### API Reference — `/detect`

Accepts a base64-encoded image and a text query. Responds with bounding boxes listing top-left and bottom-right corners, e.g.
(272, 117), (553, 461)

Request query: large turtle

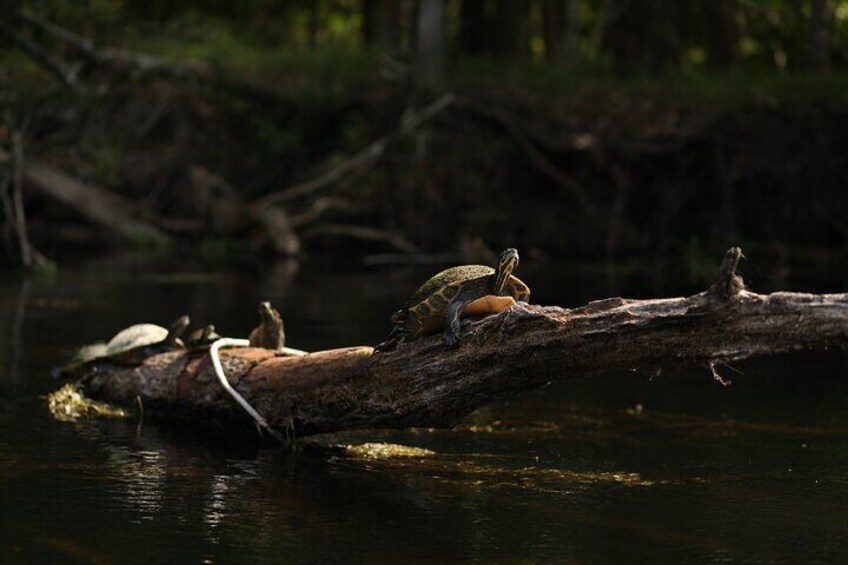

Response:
(375, 248), (530, 351)
(55, 315), (190, 379)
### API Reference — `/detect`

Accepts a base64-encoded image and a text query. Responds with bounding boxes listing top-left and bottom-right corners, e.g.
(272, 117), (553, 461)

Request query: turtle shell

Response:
(407, 265), (493, 307)
(54, 317), (189, 380)
(104, 324), (169, 356)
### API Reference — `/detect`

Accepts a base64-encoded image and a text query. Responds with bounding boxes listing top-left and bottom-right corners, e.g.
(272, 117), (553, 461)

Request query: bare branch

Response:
(18, 9), (209, 81)
(253, 93), (455, 208)
(289, 197), (359, 228)
(2, 24), (79, 88)
(458, 100), (595, 215)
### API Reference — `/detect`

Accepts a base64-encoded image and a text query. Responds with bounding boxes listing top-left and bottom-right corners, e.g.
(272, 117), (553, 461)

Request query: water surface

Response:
(0, 252), (846, 564)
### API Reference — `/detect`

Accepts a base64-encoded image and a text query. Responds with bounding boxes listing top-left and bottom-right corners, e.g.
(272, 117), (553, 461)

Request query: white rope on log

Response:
(209, 339), (307, 440)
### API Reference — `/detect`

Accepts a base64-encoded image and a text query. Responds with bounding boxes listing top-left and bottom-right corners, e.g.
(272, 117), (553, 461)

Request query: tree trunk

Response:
(459, 0), (488, 55)
(414, 0), (446, 97)
(75, 248), (848, 439)
(703, 0), (739, 67)
(602, 0), (681, 72)
(494, 0), (527, 58)
(544, 0), (579, 62)
(309, 0), (319, 50)
(564, 0), (578, 61)
(543, 0), (564, 61)
(363, 0), (401, 49)
(806, 0), (830, 70)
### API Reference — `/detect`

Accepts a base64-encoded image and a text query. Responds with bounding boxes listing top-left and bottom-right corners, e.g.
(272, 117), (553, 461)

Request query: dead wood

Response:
(256, 207), (301, 256)
(17, 9), (282, 103)
(76, 247), (848, 439)
(23, 160), (172, 246)
(18, 9), (210, 81)
(2, 23), (79, 88)
(1, 117), (50, 269)
(252, 93), (455, 208)
(289, 197), (359, 228)
(456, 100), (595, 215)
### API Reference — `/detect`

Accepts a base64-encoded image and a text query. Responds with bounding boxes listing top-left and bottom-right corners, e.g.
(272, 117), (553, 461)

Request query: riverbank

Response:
(3, 28), (846, 268)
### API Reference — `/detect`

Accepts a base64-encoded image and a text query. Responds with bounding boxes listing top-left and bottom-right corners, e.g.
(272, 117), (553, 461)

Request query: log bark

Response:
(78, 248), (848, 438)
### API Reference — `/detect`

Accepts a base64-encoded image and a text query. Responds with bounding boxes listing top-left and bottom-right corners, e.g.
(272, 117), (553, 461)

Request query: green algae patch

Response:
(47, 384), (129, 422)
(345, 443), (435, 460)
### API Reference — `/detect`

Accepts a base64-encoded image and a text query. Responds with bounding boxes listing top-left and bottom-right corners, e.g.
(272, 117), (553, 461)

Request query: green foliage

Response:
(455, 56), (848, 109)
(5, 0), (848, 264)
(31, 257), (59, 278)
(127, 230), (173, 253)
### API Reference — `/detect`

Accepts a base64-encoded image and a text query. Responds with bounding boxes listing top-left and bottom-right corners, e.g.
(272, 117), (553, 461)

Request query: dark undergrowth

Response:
(2, 19), (847, 270)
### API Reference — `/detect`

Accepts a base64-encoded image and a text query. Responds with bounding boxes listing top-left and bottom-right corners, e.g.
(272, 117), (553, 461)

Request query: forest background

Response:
(1, 0), (846, 276)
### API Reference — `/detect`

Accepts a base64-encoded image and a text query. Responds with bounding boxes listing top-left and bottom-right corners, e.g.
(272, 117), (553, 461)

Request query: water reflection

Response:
(107, 446), (167, 520)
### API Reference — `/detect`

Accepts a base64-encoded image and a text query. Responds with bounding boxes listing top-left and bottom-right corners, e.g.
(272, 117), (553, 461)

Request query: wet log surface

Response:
(81, 248), (848, 438)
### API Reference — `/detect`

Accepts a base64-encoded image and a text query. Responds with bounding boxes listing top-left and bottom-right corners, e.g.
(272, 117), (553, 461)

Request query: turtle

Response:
(54, 315), (190, 379)
(375, 248), (530, 351)
(185, 324), (221, 348)
(248, 301), (286, 350)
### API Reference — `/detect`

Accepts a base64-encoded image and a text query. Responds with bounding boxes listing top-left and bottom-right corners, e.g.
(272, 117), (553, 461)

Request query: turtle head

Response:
(258, 302), (282, 327)
(494, 248), (519, 293)
(167, 315), (191, 343)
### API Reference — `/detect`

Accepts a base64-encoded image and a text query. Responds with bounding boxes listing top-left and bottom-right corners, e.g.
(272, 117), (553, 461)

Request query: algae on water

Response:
(345, 442), (435, 460)
(47, 383), (128, 422)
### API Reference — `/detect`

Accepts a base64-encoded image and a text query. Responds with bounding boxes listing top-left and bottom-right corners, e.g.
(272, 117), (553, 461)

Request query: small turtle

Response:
(375, 248), (530, 351)
(185, 324), (221, 348)
(248, 301), (285, 350)
(55, 316), (190, 379)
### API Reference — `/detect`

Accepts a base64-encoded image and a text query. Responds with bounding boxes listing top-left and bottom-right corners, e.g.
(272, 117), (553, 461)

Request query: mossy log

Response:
(80, 248), (848, 438)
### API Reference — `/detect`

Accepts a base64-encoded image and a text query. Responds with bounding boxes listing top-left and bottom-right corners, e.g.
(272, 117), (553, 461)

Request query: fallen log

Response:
(24, 161), (172, 246)
(77, 248), (848, 439)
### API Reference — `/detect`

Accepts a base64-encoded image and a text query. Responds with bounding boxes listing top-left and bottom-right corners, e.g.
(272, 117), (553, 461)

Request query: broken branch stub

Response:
(708, 246), (745, 301)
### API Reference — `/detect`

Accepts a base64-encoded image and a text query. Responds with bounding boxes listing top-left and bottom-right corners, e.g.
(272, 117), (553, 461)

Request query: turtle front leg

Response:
(443, 290), (469, 347)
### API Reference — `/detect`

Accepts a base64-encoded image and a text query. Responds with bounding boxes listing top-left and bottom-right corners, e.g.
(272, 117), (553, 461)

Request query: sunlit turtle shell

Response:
(104, 324), (169, 356)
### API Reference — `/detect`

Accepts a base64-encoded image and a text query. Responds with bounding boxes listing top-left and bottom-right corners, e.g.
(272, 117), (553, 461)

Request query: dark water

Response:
(0, 252), (846, 564)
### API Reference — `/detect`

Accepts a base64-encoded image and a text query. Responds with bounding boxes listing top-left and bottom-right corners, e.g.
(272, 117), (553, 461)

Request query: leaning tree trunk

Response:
(74, 248), (848, 439)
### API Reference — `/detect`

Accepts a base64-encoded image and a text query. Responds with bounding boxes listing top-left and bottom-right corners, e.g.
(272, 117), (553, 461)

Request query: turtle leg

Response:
(443, 289), (470, 348)
(374, 310), (406, 352)
(374, 332), (400, 352)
